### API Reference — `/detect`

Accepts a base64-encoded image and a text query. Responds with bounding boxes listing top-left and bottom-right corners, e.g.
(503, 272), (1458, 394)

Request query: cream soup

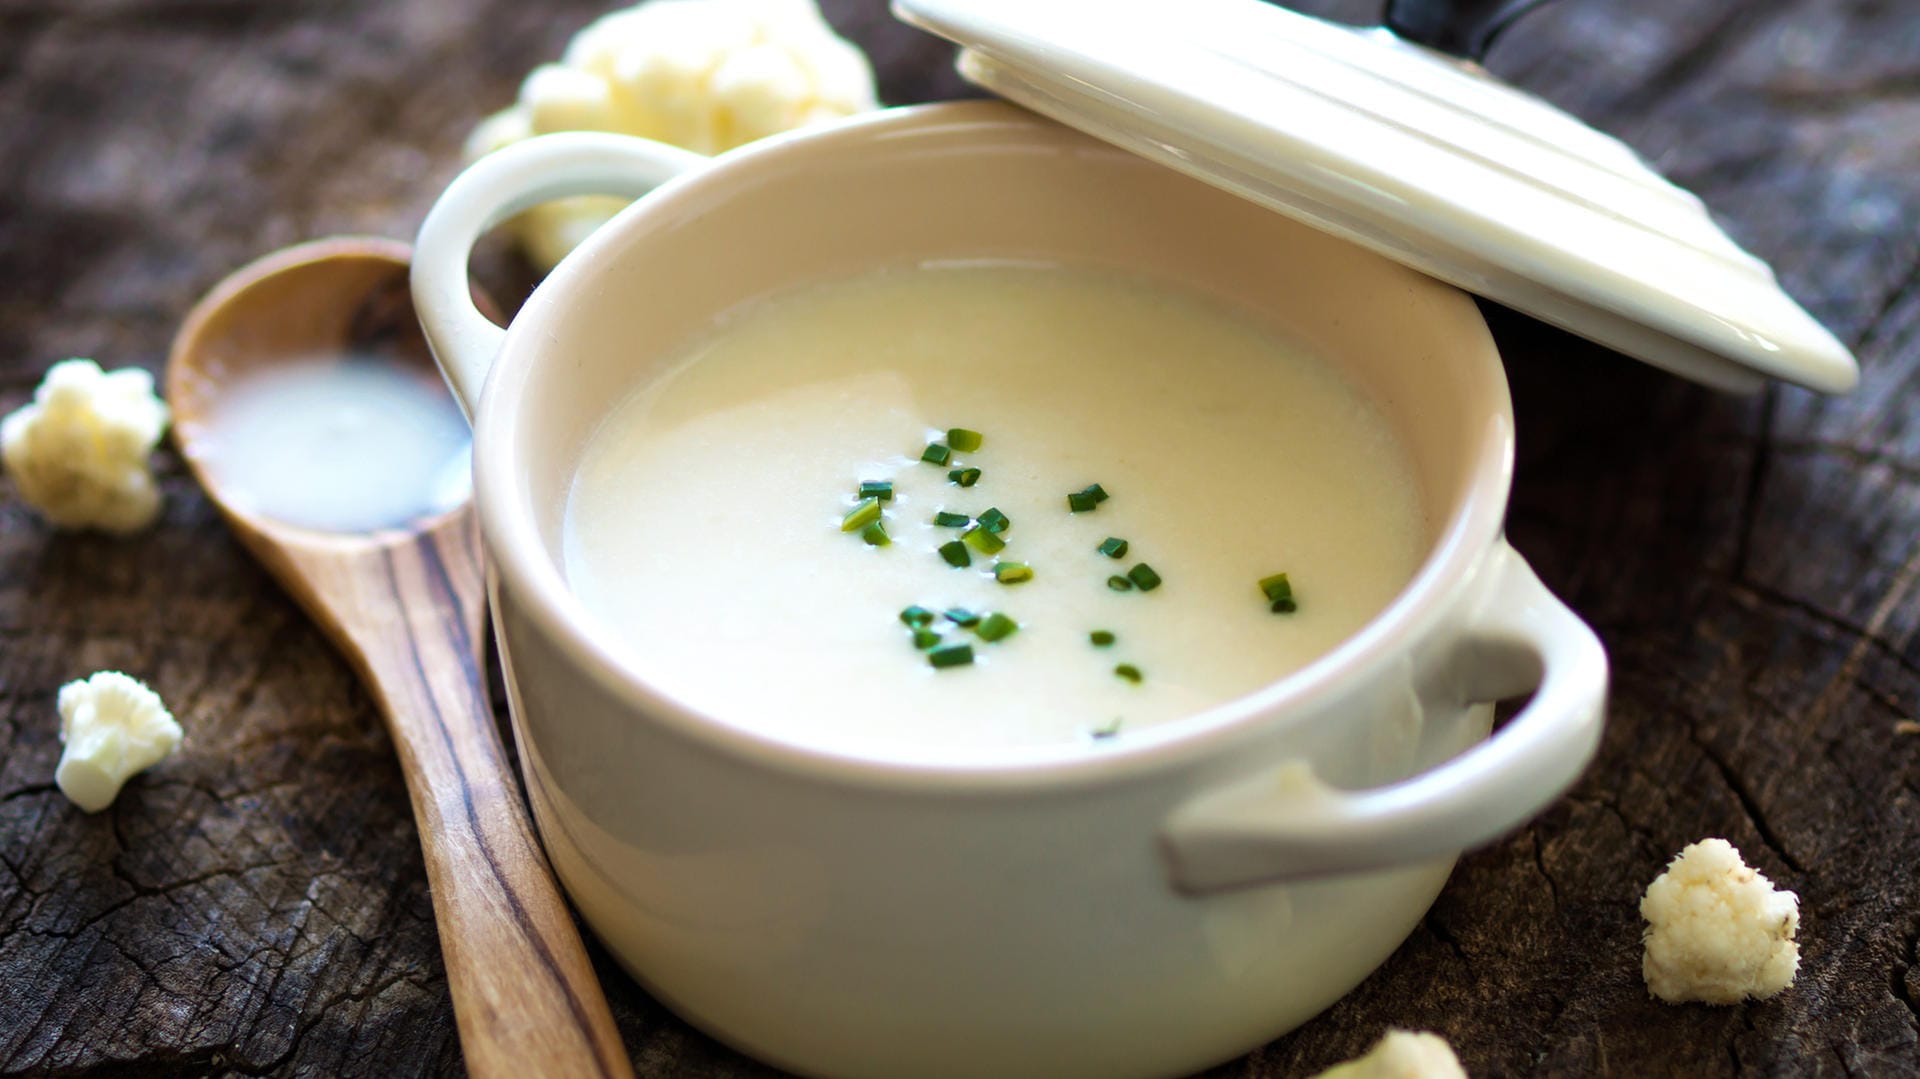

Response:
(562, 266), (1425, 755)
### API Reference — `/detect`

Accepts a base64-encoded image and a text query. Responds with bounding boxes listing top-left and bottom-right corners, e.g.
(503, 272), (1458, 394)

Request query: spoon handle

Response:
(342, 523), (633, 1079)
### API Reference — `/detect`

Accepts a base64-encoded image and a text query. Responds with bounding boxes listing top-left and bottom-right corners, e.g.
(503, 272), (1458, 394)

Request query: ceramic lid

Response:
(892, 0), (1858, 394)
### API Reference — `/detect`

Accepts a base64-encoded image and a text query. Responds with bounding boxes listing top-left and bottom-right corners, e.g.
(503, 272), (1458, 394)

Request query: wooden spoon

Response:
(166, 236), (632, 1079)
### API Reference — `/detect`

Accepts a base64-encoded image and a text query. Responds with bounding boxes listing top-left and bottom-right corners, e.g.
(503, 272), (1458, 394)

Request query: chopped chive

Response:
(858, 480), (894, 502)
(933, 510), (971, 528)
(911, 627), (942, 650)
(963, 526), (1006, 555)
(1067, 482), (1110, 512)
(1091, 718), (1123, 740)
(1126, 563), (1162, 592)
(1097, 537), (1129, 559)
(947, 428), (983, 452)
(1260, 572), (1298, 613)
(939, 540), (971, 568)
(921, 442), (952, 466)
(861, 520), (891, 547)
(841, 497), (882, 532)
(994, 561), (1034, 584)
(1106, 575), (1134, 592)
(944, 607), (981, 627)
(929, 643), (975, 669)
(1089, 630), (1116, 647)
(977, 507), (1010, 534)
(1114, 663), (1143, 684)
(899, 606), (935, 628)
(948, 467), (981, 488)
(976, 611), (1019, 641)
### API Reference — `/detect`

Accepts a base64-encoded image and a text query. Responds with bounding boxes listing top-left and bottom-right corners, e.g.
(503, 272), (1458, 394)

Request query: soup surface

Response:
(563, 265), (1425, 757)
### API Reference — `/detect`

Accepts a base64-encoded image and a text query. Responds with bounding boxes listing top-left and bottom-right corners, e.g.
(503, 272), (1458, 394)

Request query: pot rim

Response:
(472, 101), (1516, 793)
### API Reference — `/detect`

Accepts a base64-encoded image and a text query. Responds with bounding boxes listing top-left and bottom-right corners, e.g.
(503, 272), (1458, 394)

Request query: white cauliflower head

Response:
(1641, 837), (1800, 1004)
(55, 671), (183, 813)
(1309, 1030), (1469, 1079)
(2, 358), (170, 532)
(465, 0), (879, 269)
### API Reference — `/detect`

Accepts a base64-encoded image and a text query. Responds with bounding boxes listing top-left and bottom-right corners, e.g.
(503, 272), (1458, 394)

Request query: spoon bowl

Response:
(167, 236), (632, 1079)
(170, 236), (472, 541)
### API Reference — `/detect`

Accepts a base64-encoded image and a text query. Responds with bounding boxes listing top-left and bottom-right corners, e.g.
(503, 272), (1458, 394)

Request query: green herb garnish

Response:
(963, 526), (1006, 555)
(1091, 718), (1123, 739)
(841, 497), (882, 532)
(994, 562), (1033, 584)
(1114, 663), (1143, 684)
(1067, 483), (1110, 512)
(858, 480), (894, 502)
(1259, 572), (1297, 613)
(861, 521), (891, 547)
(1097, 537), (1128, 559)
(939, 540), (971, 568)
(929, 643), (975, 669)
(912, 627), (941, 650)
(948, 467), (981, 488)
(1106, 575), (1134, 592)
(977, 507), (1010, 534)
(1126, 563), (1162, 592)
(1089, 630), (1116, 646)
(976, 612), (1019, 641)
(944, 608), (981, 627)
(933, 511), (971, 528)
(947, 428), (983, 452)
(900, 606), (935, 628)
(921, 442), (952, 466)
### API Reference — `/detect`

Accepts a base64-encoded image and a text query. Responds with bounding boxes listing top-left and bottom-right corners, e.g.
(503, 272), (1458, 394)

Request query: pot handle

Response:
(1160, 542), (1606, 891)
(412, 133), (707, 417)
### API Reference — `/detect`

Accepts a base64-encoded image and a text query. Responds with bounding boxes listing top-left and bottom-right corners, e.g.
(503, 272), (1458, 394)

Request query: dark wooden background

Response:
(2, 0), (1916, 1075)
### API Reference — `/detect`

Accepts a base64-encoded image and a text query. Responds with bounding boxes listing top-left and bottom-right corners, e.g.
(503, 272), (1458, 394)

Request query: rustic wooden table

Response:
(2, 1), (1916, 1075)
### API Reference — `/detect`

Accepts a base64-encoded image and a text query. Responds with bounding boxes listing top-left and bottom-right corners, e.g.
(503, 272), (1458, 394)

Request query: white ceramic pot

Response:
(412, 101), (1607, 1079)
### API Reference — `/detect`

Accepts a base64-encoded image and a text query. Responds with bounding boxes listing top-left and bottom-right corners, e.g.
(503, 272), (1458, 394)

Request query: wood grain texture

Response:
(286, 515), (630, 1079)
(159, 240), (630, 1079)
(0, 0), (1916, 1076)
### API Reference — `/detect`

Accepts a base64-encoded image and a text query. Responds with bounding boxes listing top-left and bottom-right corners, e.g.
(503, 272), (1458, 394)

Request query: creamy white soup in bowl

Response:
(413, 101), (1607, 1079)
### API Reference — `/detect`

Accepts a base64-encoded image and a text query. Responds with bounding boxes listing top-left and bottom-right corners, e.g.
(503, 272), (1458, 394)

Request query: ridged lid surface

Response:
(894, 0), (1858, 394)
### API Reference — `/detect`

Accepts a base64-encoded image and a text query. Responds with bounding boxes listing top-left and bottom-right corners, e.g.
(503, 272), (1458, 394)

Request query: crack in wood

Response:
(1733, 384), (1778, 584)
(1728, 580), (1908, 664)
(1688, 730), (1809, 875)
(1852, 252), (1920, 361)
(1529, 831), (1562, 911)
(1804, 537), (1920, 733)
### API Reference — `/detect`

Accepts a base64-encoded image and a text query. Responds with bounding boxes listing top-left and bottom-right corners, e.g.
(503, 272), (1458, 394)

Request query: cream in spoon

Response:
(195, 351), (471, 533)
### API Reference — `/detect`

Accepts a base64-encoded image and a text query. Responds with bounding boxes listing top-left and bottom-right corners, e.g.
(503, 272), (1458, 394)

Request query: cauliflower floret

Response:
(1641, 838), (1800, 1004)
(55, 671), (183, 813)
(1309, 1030), (1469, 1079)
(466, 0), (878, 269)
(2, 358), (170, 532)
